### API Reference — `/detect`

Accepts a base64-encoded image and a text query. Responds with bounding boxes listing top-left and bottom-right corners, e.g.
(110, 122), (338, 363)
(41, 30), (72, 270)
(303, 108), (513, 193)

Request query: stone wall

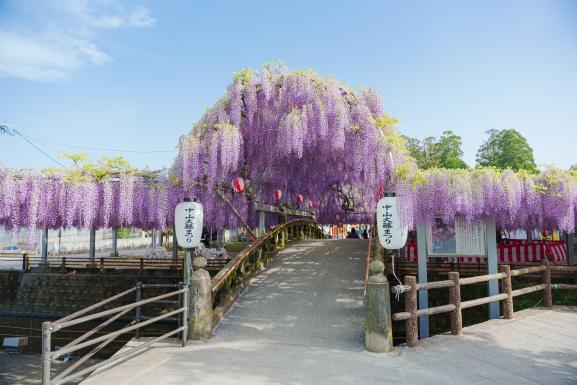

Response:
(0, 269), (180, 318)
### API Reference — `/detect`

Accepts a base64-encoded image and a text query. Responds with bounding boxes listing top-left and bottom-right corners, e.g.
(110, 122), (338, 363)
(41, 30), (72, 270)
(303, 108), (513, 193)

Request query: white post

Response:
(259, 210), (266, 237)
(416, 223), (429, 338)
(486, 218), (500, 319)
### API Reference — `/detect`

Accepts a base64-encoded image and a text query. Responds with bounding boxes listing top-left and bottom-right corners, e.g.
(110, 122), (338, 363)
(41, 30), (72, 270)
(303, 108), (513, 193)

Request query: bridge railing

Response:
(41, 282), (189, 385)
(211, 219), (328, 328)
(391, 259), (577, 347)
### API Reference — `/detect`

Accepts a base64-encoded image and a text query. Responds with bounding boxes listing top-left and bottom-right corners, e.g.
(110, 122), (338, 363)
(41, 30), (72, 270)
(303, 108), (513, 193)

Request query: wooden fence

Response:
(0, 253), (230, 276)
(392, 259), (577, 347)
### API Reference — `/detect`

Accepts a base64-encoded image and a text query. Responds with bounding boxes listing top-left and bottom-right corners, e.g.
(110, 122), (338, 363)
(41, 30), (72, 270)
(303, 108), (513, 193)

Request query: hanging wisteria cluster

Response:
(174, 64), (409, 228)
(408, 167), (577, 233)
(1, 65), (576, 242)
(0, 170), (179, 244)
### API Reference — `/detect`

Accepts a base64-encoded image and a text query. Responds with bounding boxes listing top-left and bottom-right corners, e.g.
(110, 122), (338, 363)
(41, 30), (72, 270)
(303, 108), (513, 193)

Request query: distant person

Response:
(362, 229), (368, 239)
(347, 227), (360, 239)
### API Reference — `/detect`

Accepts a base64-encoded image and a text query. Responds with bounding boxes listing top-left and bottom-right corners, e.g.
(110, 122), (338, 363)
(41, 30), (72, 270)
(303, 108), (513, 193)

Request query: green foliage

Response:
(42, 153), (136, 183)
(569, 164), (577, 178)
(375, 113), (400, 128)
(403, 131), (468, 170)
(476, 129), (537, 172)
(116, 227), (132, 239)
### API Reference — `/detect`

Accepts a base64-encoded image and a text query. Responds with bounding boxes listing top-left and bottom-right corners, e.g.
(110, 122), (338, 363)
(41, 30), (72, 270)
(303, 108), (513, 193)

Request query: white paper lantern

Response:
(175, 200), (204, 248)
(376, 194), (408, 249)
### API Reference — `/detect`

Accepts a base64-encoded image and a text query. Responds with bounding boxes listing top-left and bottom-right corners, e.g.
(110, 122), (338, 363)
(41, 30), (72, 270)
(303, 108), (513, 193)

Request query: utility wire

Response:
(20, 131), (177, 154)
(13, 130), (67, 168)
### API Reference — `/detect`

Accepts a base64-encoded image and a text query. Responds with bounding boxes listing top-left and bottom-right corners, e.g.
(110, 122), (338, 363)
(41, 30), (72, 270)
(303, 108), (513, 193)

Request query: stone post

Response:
(189, 257), (213, 340)
(364, 260), (393, 353)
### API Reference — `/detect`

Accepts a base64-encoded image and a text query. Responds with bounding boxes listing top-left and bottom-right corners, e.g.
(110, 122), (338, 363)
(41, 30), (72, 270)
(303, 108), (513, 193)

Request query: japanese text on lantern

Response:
(381, 204), (393, 244)
(184, 207), (195, 243)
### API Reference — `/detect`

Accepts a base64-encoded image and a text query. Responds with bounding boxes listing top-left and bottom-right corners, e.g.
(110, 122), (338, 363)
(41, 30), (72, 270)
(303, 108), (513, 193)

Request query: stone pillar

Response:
(189, 257), (213, 340)
(364, 260), (393, 353)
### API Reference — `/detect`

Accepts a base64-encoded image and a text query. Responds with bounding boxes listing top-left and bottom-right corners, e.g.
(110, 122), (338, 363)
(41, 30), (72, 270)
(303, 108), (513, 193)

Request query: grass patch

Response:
(224, 242), (248, 252)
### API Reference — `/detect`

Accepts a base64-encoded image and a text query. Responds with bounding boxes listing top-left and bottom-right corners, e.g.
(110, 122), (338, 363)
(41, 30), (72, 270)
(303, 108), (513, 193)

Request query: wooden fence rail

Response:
(392, 259), (577, 347)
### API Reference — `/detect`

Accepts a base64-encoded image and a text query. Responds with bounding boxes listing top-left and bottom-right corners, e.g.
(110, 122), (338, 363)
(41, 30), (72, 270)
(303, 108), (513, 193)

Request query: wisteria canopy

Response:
(1, 65), (576, 244)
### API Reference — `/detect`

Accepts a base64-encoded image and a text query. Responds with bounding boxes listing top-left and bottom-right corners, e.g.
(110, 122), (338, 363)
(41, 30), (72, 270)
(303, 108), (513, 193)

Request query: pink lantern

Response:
(335, 214), (341, 222)
(274, 189), (282, 202)
(308, 200), (315, 209)
(231, 177), (246, 193)
(296, 194), (304, 205)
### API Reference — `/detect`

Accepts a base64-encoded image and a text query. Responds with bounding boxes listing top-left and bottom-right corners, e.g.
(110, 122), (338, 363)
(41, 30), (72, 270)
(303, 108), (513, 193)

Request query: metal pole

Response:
(41, 322), (52, 385)
(89, 227), (96, 262)
(416, 223), (429, 338)
(41, 227), (48, 263)
(486, 217), (500, 319)
(135, 283), (142, 339)
(172, 223), (178, 264)
(566, 232), (575, 266)
(181, 282), (189, 347)
(111, 228), (118, 257)
(184, 249), (193, 284)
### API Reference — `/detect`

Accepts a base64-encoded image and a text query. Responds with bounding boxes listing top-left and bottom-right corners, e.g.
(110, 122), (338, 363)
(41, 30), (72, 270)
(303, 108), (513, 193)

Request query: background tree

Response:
(476, 129), (537, 172)
(403, 130), (468, 169)
(435, 131), (468, 169)
(570, 164), (577, 177)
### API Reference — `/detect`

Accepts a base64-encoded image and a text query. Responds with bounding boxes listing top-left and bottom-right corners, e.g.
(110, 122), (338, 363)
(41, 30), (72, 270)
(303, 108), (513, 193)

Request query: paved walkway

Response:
(81, 239), (577, 385)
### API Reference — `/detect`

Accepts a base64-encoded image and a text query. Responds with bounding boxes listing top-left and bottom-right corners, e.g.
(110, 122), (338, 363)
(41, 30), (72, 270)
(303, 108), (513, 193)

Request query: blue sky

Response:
(1, 0), (576, 170)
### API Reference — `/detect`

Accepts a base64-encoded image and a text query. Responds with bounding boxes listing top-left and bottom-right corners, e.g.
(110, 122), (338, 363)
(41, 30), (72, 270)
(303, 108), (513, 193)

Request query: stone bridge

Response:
(81, 239), (577, 385)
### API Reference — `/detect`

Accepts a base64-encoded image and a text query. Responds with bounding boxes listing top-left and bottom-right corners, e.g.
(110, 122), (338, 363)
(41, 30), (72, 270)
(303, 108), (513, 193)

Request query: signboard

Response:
(174, 201), (204, 249)
(376, 195), (408, 249)
(427, 217), (485, 256)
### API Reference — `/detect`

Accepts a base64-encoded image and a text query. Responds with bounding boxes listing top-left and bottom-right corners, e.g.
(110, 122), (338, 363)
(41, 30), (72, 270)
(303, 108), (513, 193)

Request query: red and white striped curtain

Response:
(403, 240), (567, 264)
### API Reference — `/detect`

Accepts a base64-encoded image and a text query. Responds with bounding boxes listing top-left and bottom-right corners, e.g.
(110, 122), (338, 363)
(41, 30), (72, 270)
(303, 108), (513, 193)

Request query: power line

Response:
(13, 130), (67, 168)
(20, 131), (177, 154)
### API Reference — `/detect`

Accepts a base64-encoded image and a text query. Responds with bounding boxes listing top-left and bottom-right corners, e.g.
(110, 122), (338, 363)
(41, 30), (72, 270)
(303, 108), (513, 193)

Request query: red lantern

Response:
(274, 190), (282, 202)
(296, 194), (304, 205)
(231, 177), (246, 193)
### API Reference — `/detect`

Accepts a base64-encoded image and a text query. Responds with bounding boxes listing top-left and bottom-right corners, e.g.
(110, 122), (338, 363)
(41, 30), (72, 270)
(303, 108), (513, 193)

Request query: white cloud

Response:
(0, 0), (156, 82)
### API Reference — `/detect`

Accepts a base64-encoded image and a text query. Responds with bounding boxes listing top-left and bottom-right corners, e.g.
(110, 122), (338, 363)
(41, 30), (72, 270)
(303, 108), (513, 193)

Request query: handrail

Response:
(392, 258), (577, 347)
(211, 219), (324, 294)
(42, 282), (189, 385)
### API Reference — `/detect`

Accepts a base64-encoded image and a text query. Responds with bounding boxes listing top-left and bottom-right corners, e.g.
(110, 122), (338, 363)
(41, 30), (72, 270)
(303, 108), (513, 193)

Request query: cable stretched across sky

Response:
(19, 132), (178, 154)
